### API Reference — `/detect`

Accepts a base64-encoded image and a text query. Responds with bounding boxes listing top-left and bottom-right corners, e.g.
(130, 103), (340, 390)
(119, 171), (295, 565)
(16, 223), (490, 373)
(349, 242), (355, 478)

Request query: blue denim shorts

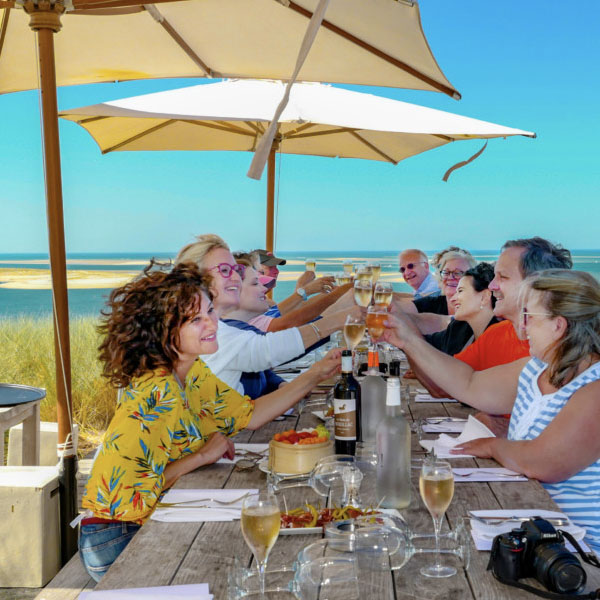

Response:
(79, 521), (141, 582)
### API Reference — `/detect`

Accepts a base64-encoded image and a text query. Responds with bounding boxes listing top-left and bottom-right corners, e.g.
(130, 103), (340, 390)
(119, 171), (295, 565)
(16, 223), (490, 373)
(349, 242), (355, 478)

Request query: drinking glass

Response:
(338, 273), (353, 286)
(367, 262), (381, 282)
(366, 305), (387, 341)
(353, 279), (372, 307)
(373, 282), (393, 308)
(241, 491), (281, 596)
(305, 259), (316, 272)
(419, 459), (456, 578)
(343, 260), (354, 275)
(343, 315), (366, 352)
(355, 265), (374, 284)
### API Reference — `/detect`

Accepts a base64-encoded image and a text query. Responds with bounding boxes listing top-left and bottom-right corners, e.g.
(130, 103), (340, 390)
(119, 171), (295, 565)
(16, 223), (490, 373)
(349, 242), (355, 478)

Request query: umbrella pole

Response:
(25, 2), (78, 564)
(265, 143), (276, 253)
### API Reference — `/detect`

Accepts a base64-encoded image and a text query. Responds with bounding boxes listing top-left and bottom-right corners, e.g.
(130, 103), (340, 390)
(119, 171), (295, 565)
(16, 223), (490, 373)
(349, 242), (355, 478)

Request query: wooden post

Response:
(23, 0), (77, 564)
(265, 143), (276, 252)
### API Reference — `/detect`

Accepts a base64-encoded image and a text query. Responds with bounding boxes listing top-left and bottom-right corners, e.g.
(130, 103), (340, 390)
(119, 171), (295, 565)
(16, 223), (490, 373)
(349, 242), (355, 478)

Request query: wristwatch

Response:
(296, 287), (308, 301)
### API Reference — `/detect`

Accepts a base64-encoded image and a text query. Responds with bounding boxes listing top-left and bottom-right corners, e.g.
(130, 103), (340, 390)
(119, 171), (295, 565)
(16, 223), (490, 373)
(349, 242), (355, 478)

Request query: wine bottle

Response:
(333, 349), (361, 455)
(376, 377), (411, 508)
(360, 346), (387, 446)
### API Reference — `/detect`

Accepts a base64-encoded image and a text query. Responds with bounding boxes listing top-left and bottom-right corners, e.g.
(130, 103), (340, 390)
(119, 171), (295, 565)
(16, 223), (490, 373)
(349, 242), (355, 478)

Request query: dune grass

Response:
(0, 315), (116, 456)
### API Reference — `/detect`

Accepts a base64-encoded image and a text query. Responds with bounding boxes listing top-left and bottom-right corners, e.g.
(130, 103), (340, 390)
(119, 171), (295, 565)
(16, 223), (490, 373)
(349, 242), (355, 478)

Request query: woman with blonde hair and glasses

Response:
(383, 269), (600, 553)
(175, 234), (361, 394)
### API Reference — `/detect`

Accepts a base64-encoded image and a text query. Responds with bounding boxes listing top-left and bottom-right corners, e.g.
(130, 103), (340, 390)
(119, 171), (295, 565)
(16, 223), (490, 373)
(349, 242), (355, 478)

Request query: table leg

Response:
(21, 401), (41, 466)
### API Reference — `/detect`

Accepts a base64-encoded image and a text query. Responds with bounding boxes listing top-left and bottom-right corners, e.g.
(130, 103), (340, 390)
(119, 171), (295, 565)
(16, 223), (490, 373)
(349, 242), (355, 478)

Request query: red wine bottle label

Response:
(334, 398), (357, 440)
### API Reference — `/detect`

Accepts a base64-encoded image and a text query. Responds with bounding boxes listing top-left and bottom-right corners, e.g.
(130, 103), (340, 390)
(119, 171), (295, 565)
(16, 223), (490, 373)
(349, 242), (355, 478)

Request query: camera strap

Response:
(488, 530), (600, 600)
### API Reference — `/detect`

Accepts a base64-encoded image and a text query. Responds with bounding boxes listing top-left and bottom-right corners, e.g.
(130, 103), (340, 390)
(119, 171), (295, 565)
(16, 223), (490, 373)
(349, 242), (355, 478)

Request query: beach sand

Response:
(0, 268), (139, 289)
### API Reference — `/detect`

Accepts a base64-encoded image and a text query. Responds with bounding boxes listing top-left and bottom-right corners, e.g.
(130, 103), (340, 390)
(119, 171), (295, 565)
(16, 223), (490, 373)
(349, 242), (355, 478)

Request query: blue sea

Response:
(1, 250), (599, 318)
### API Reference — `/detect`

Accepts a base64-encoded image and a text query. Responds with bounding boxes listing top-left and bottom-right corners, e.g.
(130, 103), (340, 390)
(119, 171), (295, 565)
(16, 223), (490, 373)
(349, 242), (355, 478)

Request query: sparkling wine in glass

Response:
(344, 315), (366, 352)
(419, 459), (456, 578)
(241, 492), (281, 596)
(343, 260), (354, 275)
(373, 282), (393, 308)
(355, 265), (374, 284)
(305, 259), (316, 272)
(368, 262), (381, 282)
(366, 305), (388, 340)
(353, 280), (372, 307)
(338, 274), (353, 286)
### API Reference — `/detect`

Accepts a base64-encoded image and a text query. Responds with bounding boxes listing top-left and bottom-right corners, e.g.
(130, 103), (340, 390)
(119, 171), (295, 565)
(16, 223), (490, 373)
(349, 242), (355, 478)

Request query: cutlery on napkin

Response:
(415, 393), (457, 403)
(79, 583), (212, 599)
(218, 444), (268, 464)
(468, 509), (588, 552)
(421, 420), (466, 433)
(453, 467), (527, 482)
(419, 415), (495, 458)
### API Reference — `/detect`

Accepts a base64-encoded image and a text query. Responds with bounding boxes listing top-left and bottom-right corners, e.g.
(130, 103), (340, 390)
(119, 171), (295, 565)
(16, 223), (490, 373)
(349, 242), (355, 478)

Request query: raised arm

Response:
(267, 283), (352, 332)
(453, 380), (600, 482)
(382, 313), (525, 413)
(247, 349), (341, 428)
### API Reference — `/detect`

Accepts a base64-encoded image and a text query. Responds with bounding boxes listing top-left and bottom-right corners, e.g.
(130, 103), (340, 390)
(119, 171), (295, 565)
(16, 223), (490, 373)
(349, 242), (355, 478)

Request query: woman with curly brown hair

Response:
(79, 261), (341, 581)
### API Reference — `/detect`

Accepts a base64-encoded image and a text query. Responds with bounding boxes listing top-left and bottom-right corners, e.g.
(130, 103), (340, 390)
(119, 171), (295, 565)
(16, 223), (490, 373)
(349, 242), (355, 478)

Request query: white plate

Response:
(257, 459), (310, 478)
(280, 526), (322, 536)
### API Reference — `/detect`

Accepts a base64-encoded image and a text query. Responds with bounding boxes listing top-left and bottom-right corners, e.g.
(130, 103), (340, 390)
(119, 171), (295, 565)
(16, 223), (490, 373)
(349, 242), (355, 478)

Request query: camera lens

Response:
(533, 544), (587, 593)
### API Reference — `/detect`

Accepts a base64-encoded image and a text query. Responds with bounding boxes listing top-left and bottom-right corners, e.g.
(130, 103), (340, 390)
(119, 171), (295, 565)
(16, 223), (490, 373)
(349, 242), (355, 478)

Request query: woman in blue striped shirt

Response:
(386, 269), (600, 553)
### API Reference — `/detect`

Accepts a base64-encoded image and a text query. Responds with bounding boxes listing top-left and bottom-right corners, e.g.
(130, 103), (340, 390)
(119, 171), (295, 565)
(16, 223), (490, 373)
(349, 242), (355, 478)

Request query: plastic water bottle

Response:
(376, 377), (411, 509)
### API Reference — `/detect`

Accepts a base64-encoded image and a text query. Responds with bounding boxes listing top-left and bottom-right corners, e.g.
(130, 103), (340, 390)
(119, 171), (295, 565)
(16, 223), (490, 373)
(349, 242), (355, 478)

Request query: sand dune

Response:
(0, 268), (138, 290)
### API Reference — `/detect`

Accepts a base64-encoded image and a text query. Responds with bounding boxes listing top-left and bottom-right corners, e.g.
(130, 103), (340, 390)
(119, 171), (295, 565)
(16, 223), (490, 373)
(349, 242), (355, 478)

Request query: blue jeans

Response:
(79, 522), (141, 582)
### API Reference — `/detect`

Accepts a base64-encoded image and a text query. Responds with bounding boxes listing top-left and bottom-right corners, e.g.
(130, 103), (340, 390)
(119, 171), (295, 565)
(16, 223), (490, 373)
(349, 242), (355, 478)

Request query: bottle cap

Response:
(341, 349), (352, 357)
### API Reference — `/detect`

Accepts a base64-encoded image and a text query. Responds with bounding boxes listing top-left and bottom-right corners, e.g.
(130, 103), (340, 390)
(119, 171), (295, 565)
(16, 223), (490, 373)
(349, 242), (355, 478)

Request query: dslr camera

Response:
(488, 518), (586, 594)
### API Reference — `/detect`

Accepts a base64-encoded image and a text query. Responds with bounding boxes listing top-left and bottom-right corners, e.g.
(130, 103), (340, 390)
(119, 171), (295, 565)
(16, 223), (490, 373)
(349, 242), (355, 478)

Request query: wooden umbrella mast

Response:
(21, 0), (78, 563)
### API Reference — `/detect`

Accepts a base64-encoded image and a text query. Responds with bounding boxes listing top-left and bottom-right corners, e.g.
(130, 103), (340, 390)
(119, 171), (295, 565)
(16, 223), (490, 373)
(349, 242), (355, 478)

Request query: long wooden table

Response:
(84, 383), (600, 599)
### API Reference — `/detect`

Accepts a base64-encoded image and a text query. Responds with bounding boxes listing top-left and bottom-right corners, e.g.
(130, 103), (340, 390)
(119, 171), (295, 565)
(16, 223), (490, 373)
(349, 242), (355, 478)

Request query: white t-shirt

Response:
(200, 321), (304, 393)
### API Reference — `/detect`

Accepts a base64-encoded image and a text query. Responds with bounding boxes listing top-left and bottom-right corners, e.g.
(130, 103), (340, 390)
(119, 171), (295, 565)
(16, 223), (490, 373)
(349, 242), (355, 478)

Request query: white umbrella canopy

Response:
(1, 0), (460, 98)
(60, 79), (534, 162)
(60, 78), (535, 241)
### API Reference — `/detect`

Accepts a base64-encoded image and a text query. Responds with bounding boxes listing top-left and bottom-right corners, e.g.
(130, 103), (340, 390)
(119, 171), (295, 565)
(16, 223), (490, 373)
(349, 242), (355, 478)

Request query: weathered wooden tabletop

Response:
(88, 383), (599, 599)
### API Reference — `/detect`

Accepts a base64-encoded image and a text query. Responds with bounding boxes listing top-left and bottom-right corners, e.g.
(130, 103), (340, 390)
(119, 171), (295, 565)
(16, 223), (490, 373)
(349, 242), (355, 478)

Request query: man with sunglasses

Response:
(398, 249), (440, 300)
(386, 237), (572, 434)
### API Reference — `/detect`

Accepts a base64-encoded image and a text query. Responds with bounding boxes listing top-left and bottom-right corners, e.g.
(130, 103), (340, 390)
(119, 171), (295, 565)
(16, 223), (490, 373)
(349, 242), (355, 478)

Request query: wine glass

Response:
(373, 282), (393, 308)
(366, 305), (387, 340)
(343, 260), (354, 275)
(305, 259), (316, 272)
(367, 262), (381, 282)
(419, 458), (456, 578)
(353, 279), (372, 307)
(355, 265), (374, 284)
(241, 491), (281, 596)
(343, 315), (366, 352)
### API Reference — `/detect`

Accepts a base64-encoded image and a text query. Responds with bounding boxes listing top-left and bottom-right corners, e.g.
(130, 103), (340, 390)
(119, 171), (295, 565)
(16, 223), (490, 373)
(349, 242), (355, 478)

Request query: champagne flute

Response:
(344, 315), (366, 352)
(353, 279), (372, 307)
(305, 259), (316, 272)
(241, 491), (281, 596)
(419, 459), (456, 578)
(367, 262), (381, 282)
(373, 282), (393, 308)
(343, 260), (354, 275)
(366, 305), (387, 340)
(356, 265), (374, 284)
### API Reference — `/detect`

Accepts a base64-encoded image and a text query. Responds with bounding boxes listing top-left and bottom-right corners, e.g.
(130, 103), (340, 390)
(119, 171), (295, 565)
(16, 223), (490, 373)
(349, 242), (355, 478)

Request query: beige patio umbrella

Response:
(2, 0), (461, 561)
(60, 78), (535, 247)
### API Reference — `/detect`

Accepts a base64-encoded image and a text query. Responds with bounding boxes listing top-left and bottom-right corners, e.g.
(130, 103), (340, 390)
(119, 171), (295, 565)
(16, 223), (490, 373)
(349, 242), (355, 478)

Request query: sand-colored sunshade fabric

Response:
(59, 79), (534, 164)
(0, 0), (459, 97)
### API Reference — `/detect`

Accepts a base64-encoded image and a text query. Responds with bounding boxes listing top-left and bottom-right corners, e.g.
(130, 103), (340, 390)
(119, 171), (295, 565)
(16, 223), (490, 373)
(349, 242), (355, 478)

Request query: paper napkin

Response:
(415, 393), (457, 403)
(79, 583), (212, 599)
(421, 421), (466, 433)
(419, 415), (495, 458)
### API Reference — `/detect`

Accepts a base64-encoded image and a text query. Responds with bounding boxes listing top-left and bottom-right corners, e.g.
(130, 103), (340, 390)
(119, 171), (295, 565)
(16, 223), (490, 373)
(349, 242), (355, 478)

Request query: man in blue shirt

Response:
(398, 249), (440, 299)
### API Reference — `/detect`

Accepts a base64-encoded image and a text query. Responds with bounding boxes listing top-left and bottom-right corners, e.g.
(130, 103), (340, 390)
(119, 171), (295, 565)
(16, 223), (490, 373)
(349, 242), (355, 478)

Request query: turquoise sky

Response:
(1, 1), (598, 254)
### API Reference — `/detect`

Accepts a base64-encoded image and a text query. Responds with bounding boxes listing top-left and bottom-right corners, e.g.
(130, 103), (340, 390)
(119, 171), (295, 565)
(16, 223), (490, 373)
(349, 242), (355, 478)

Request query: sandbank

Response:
(0, 268), (138, 289)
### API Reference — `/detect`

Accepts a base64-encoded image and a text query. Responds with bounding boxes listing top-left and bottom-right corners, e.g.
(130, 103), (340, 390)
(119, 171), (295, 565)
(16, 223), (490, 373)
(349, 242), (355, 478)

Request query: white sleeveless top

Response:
(509, 358), (600, 554)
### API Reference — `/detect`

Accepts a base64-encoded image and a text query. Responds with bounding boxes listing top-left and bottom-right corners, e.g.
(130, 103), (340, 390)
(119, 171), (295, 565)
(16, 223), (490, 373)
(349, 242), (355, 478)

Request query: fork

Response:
(469, 513), (569, 527)
(156, 491), (250, 508)
(455, 469), (526, 479)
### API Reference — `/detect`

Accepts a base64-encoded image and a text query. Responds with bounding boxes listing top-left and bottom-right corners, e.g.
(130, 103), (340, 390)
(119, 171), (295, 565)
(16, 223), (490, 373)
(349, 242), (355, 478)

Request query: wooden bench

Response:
(33, 553), (94, 600)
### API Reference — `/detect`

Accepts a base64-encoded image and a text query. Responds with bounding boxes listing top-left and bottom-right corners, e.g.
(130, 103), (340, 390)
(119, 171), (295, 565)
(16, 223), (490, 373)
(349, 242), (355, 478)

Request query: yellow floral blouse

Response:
(82, 358), (254, 523)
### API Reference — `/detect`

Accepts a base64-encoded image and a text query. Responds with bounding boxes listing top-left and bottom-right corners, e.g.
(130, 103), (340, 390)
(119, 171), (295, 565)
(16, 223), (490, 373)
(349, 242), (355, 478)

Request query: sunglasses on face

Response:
(208, 262), (246, 279)
(520, 308), (553, 327)
(440, 269), (465, 280)
(399, 261), (427, 273)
